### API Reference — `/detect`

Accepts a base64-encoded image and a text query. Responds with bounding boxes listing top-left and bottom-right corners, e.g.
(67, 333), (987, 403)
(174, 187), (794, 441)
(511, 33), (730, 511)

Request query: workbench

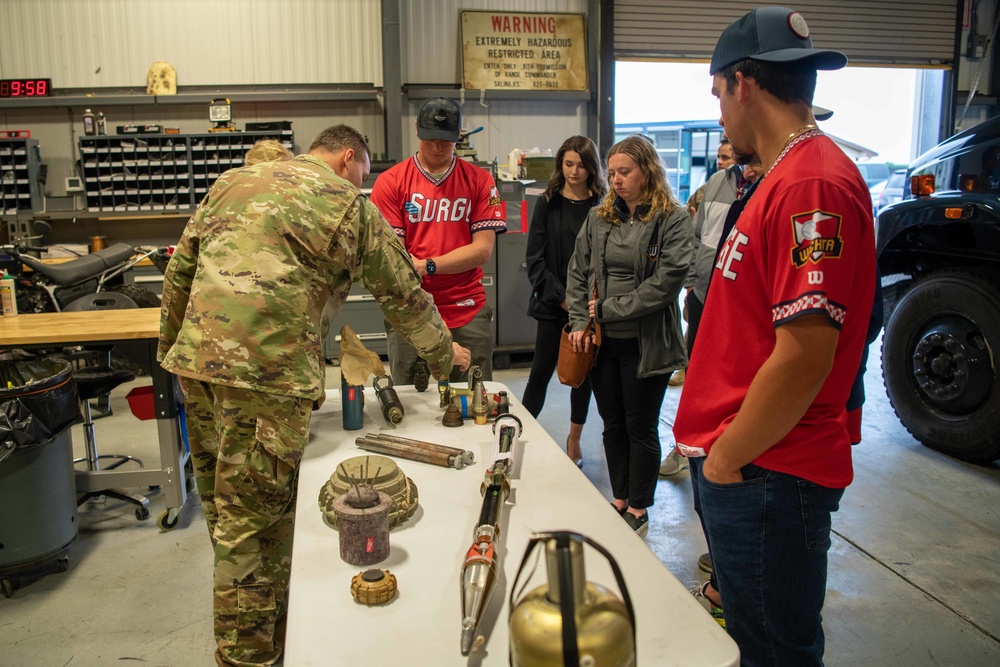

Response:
(0, 308), (188, 529)
(285, 382), (739, 666)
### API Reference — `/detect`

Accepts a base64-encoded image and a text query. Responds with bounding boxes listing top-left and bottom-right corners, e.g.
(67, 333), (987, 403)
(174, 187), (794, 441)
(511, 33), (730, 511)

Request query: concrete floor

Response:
(1, 337), (999, 666)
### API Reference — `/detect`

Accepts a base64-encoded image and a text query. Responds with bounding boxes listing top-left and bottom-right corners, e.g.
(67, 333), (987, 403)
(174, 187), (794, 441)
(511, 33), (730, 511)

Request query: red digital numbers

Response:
(0, 79), (52, 97)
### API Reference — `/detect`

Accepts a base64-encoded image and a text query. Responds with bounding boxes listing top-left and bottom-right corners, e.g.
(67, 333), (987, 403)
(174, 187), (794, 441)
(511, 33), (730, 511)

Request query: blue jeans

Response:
(690, 457), (844, 666)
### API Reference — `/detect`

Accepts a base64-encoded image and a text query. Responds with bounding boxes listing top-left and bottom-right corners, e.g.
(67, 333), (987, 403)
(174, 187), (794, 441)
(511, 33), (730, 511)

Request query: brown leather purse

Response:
(557, 284), (601, 388)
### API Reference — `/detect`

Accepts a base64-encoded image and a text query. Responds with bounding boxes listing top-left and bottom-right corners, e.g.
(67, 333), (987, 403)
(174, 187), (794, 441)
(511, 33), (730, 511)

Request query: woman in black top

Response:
(522, 136), (607, 466)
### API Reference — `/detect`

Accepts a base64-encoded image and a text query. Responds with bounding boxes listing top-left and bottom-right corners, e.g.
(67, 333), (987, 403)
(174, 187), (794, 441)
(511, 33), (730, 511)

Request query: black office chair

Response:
(64, 292), (151, 520)
(63, 291), (139, 416)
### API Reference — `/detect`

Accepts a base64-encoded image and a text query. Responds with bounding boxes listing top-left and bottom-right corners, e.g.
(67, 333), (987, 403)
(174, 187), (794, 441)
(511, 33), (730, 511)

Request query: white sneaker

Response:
(659, 448), (689, 476)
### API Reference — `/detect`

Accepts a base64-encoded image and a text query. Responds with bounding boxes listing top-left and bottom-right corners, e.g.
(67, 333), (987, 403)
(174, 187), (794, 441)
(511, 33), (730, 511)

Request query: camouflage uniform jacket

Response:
(158, 154), (453, 400)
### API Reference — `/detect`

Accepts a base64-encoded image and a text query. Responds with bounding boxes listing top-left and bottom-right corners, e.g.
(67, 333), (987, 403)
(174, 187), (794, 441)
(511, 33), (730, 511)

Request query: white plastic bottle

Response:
(0, 272), (17, 317)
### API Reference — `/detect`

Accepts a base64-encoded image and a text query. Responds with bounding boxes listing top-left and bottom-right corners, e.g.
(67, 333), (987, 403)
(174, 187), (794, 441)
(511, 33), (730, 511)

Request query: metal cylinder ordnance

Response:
(449, 388), (473, 418)
(438, 379), (450, 407)
(332, 483), (392, 566)
(471, 374), (488, 425)
(459, 413), (520, 656)
(341, 375), (365, 431)
(329, 458), (393, 566)
(509, 532), (636, 667)
(355, 434), (474, 469)
(356, 436), (454, 468)
(373, 375), (404, 425)
(367, 433), (475, 466)
(495, 390), (510, 416)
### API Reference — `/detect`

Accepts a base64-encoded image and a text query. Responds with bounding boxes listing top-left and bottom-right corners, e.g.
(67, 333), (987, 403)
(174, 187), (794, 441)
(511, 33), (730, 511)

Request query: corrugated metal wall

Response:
(614, 0), (960, 66)
(399, 0), (592, 163)
(0, 0), (382, 86)
(402, 0), (588, 83)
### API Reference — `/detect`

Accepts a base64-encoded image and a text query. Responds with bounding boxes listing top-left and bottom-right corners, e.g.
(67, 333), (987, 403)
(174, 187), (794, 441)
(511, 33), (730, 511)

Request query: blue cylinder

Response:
(455, 393), (470, 418)
(341, 376), (365, 431)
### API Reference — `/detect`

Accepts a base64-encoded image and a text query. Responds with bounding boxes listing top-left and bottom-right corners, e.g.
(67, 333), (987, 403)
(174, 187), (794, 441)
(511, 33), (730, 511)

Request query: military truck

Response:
(876, 115), (1000, 462)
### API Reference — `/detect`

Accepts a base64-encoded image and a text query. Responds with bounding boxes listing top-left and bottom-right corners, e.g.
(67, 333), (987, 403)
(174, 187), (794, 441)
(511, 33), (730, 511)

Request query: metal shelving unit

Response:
(79, 130), (293, 213)
(0, 138), (44, 215)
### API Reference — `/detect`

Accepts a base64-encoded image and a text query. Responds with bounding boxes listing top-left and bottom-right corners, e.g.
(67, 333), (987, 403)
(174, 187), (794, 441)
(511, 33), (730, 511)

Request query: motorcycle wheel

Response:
(107, 284), (161, 308)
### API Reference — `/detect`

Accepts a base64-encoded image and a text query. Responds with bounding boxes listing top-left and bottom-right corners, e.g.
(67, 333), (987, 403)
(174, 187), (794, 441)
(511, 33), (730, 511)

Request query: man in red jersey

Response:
(371, 97), (506, 383)
(673, 7), (876, 665)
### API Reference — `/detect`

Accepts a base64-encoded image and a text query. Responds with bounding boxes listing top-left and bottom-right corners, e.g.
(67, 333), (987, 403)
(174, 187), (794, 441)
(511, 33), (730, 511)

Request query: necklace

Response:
(763, 124), (821, 181)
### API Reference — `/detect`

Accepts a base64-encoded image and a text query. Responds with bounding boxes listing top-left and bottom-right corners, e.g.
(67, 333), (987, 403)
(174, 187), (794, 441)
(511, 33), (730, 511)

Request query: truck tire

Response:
(108, 284), (161, 308)
(882, 270), (1000, 462)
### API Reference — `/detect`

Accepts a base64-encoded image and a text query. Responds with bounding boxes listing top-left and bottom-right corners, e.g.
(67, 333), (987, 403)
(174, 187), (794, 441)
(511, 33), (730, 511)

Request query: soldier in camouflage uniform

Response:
(158, 124), (470, 667)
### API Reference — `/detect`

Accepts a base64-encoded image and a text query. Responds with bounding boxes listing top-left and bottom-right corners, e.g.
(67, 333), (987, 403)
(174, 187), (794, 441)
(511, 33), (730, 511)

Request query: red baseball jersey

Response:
(674, 134), (876, 488)
(370, 156), (505, 328)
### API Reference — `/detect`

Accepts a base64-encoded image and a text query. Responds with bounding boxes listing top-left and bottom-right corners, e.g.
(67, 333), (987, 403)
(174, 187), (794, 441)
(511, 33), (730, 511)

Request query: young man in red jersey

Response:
(371, 97), (506, 383)
(673, 7), (876, 665)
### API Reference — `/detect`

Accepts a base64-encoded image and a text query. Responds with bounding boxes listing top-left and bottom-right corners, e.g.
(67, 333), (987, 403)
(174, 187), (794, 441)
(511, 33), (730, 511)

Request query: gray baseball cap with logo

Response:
(710, 6), (848, 75)
(417, 97), (462, 142)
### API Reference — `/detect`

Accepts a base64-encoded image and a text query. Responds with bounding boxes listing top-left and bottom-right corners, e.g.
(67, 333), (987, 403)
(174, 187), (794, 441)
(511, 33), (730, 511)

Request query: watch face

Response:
(209, 104), (231, 122)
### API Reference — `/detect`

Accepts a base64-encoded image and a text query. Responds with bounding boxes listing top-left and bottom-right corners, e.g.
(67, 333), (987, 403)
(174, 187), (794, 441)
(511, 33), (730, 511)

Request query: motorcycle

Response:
(0, 240), (167, 314)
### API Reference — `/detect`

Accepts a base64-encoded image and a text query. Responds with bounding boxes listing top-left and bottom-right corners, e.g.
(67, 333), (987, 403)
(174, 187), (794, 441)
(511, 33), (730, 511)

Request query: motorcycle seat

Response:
(18, 244), (136, 286)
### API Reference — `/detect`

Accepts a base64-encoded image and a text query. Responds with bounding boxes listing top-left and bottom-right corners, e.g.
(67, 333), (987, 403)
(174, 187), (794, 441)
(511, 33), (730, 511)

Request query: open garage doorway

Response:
(614, 61), (946, 205)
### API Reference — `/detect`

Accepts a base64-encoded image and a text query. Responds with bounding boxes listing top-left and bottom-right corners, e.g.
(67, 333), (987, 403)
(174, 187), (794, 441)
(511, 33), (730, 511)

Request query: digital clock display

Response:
(0, 78), (52, 98)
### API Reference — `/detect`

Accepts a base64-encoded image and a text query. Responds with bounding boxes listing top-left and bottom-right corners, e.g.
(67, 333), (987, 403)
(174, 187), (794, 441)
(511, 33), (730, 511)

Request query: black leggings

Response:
(521, 317), (592, 424)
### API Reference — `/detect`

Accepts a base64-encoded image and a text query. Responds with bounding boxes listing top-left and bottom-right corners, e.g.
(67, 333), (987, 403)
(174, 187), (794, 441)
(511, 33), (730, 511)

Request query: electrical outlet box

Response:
(65, 176), (84, 192)
(967, 34), (988, 59)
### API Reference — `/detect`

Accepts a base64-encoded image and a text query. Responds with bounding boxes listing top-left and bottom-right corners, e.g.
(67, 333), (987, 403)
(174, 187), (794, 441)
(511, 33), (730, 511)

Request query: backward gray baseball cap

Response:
(710, 6), (847, 75)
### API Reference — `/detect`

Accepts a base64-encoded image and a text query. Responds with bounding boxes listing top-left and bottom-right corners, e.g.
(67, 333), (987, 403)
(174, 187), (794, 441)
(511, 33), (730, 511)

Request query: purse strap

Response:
(590, 280), (602, 346)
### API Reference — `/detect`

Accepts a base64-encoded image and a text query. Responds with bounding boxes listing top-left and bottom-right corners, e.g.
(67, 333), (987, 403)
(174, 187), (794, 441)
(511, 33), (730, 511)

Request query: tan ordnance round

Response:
(318, 454), (418, 529)
(351, 569), (398, 605)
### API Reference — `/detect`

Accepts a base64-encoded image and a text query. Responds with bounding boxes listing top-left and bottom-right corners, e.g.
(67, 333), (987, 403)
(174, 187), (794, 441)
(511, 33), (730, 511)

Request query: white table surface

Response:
(285, 382), (738, 666)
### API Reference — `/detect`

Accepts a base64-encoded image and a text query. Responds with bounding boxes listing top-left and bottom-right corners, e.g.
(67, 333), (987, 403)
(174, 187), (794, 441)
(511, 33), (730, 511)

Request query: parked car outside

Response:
(856, 161), (892, 187)
(869, 178), (888, 216)
(878, 168), (907, 211)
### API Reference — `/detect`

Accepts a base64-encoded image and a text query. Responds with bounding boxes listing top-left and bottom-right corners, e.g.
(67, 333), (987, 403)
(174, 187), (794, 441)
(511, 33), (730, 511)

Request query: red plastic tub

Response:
(126, 385), (155, 421)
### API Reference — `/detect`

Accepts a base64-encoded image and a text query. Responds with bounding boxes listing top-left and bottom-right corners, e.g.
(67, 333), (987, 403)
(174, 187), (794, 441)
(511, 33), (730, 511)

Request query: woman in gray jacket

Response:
(566, 135), (693, 535)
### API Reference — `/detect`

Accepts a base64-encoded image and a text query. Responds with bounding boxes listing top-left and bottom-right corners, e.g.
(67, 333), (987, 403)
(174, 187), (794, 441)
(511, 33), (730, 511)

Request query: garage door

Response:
(614, 0), (960, 67)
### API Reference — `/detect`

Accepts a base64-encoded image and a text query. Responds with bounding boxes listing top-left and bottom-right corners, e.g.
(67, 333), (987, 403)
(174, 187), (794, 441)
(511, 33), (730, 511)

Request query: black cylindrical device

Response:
(373, 375), (404, 425)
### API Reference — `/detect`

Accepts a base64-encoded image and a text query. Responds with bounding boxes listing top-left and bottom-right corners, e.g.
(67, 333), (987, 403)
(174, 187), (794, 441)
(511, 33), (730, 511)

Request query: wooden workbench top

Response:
(0, 308), (160, 346)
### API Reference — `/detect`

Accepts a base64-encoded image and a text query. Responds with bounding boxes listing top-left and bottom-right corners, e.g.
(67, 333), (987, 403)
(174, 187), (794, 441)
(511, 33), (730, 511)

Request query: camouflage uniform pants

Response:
(179, 377), (312, 667)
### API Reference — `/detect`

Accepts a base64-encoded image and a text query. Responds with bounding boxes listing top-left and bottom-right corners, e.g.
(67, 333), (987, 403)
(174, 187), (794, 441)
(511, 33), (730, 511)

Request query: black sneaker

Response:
(622, 511), (649, 536)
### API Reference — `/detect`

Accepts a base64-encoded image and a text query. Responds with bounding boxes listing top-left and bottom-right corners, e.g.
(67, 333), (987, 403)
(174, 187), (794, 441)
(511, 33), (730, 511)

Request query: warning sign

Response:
(460, 11), (588, 92)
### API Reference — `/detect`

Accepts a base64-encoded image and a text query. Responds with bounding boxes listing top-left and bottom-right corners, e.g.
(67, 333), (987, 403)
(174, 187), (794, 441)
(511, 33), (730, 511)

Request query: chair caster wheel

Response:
(57, 557), (70, 573)
(157, 508), (180, 531)
(1, 577), (14, 598)
(135, 507), (150, 521)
